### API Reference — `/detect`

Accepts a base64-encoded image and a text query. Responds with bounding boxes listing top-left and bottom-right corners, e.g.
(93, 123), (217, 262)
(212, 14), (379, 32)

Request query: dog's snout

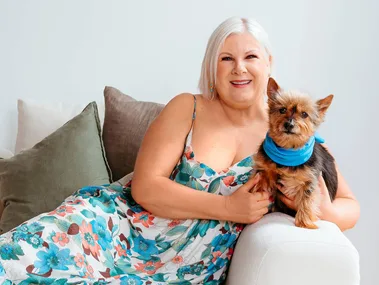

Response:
(284, 120), (295, 131)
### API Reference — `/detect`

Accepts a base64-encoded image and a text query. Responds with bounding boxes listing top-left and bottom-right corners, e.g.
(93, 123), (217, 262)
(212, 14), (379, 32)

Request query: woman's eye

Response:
(279, 108), (287, 114)
(221, 56), (233, 61)
(301, 112), (309, 118)
(246, 54), (257, 59)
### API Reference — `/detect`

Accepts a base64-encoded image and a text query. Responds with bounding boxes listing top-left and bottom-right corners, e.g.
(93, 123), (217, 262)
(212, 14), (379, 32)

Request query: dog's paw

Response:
(295, 216), (319, 229)
(295, 211), (318, 229)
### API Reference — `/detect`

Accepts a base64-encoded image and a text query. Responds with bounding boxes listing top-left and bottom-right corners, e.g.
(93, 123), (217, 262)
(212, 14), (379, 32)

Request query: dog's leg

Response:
(294, 181), (320, 229)
(277, 173), (320, 229)
(250, 170), (268, 194)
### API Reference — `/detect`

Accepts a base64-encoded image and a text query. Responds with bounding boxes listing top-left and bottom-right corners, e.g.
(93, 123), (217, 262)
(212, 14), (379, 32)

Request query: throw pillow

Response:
(0, 102), (112, 233)
(103, 87), (164, 181)
(15, 99), (105, 154)
(0, 148), (13, 159)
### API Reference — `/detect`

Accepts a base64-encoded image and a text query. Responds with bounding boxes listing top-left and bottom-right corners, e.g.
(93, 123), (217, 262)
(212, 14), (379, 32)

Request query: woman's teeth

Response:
(231, 80), (251, 85)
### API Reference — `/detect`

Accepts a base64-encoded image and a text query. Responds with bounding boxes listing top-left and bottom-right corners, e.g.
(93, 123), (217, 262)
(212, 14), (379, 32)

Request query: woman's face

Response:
(216, 32), (271, 109)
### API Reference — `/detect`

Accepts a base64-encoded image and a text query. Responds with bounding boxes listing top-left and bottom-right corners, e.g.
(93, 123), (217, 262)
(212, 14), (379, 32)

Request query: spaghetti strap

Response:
(186, 95), (197, 146)
(192, 95), (197, 120)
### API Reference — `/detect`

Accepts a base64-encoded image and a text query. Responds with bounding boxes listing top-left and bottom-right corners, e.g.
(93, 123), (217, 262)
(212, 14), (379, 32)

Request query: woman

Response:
(0, 17), (359, 284)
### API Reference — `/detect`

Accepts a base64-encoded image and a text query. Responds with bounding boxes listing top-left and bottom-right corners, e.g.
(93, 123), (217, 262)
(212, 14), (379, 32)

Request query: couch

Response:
(0, 86), (360, 284)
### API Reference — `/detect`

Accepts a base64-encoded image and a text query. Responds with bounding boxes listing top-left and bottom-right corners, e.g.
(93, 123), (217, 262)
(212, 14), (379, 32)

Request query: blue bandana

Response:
(263, 132), (325, 167)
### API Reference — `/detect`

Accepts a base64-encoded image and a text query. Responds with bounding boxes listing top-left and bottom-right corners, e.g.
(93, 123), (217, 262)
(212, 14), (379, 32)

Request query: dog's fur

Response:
(252, 78), (338, 229)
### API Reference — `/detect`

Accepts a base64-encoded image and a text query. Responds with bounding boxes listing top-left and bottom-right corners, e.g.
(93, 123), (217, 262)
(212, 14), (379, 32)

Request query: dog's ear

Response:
(267, 77), (280, 100)
(316, 94), (334, 117)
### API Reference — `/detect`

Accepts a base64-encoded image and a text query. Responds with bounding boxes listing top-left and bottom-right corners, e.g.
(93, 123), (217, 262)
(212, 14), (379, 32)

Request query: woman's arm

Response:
(131, 94), (269, 223)
(279, 144), (360, 231)
(317, 166), (360, 231)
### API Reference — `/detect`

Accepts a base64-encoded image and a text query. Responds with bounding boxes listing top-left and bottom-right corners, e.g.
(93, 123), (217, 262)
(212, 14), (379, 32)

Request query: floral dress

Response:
(0, 96), (255, 284)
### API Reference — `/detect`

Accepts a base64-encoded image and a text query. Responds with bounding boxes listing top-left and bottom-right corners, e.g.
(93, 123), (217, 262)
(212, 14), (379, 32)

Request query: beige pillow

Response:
(15, 99), (105, 154)
(103, 87), (165, 181)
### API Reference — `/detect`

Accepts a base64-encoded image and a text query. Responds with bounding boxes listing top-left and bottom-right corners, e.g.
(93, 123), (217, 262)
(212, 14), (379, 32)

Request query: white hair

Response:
(198, 17), (273, 100)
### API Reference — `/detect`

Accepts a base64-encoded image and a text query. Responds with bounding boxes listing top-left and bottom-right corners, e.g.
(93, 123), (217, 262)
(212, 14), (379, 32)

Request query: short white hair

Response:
(199, 17), (272, 100)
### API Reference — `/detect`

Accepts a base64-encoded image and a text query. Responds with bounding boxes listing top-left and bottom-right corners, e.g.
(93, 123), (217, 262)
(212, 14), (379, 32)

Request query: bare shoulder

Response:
(166, 93), (196, 110)
(157, 93), (206, 124)
(133, 93), (198, 179)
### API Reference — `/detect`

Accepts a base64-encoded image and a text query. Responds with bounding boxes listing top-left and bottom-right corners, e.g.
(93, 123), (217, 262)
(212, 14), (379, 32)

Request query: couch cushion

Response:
(15, 99), (105, 154)
(103, 86), (164, 181)
(0, 102), (112, 233)
(0, 148), (13, 160)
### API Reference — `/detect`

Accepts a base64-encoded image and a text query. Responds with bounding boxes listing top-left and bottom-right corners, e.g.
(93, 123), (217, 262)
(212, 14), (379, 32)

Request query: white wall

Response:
(0, 0), (377, 283)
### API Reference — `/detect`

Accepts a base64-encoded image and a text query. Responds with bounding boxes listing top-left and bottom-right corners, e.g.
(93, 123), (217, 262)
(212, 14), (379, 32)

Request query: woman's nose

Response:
(232, 60), (247, 75)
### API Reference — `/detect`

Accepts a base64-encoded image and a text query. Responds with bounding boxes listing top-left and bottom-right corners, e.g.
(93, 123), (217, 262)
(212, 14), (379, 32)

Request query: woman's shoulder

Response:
(164, 93), (208, 113)
(167, 93), (202, 105)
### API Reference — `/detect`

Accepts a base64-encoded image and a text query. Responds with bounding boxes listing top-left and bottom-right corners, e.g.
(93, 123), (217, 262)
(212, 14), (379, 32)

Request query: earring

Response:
(210, 83), (214, 93)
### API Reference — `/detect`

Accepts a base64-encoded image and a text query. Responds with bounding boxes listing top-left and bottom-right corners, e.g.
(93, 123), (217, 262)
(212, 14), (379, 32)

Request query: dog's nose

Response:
(284, 120), (294, 131)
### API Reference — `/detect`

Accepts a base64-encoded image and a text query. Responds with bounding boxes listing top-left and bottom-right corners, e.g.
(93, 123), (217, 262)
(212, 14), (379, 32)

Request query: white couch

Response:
(1, 100), (360, 285)
(226, 212), (360, 285)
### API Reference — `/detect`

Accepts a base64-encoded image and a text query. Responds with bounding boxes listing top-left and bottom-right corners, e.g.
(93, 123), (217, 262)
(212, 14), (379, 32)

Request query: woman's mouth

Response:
(230, 80), (252, 88)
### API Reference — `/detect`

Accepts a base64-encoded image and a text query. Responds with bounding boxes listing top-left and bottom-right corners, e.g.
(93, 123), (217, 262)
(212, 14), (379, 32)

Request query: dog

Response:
(252, 77), (338, 229)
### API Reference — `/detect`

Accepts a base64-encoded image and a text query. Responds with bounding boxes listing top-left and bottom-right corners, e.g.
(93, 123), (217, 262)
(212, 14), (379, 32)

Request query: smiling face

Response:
(215, 32), (271, 109)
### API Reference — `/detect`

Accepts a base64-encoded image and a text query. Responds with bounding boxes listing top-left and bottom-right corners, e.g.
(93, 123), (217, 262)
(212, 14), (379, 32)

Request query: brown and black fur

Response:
(252, 78), (338, 229)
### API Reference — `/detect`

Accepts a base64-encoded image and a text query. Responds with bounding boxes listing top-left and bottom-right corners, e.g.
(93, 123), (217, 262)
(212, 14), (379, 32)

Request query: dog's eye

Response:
(301, 112), (309, 118)
(279, 108), (287, 114)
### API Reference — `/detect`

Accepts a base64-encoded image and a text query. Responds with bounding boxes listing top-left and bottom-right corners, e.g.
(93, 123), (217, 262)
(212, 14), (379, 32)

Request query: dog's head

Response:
(266, 77), (333, 149)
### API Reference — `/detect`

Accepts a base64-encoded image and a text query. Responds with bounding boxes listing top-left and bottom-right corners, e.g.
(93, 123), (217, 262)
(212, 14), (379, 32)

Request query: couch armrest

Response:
(226, 212), (359, 285)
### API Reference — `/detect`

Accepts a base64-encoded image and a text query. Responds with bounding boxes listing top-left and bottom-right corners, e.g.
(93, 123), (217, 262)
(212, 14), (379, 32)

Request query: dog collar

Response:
(263, 132), (325, 167)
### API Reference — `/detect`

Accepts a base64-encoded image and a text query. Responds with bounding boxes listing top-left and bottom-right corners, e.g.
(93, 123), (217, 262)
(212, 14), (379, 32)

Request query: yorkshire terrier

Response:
(252, 78), (338, 229)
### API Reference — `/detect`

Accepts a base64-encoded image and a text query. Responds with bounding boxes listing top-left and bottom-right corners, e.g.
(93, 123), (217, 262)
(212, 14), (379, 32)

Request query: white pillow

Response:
(0, 148), (14, 159)
(15, 99), (105, 154)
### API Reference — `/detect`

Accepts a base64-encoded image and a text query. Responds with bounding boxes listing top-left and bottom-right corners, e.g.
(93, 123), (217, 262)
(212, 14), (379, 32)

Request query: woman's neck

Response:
(217, 96), (268, 128)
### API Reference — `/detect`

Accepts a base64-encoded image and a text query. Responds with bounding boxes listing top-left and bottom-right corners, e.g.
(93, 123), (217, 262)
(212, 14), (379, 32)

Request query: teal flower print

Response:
(122, 188), (144, 214)
(177, 262), (205, 279)
(77, 186), (116, 213)
(199, 163), (216, 176)
(211, 233), (237, 252)
(34, 243), (73, 274)
(28, 221), (45, 233)
(236, 173), (250, 184)
(174, 160), (205, 190)
(207, 256), (228, 275)
(19, 274), (68, 285)
(12, 231), (28, 242)
(236, 156), (253, 167)
(18, 224), (29, 233)
(78, 185), (106, 197)
(187, 220), (219, 239)
(90, 216), (112, 251)
(0, 242), (24, 260)
(132, 235), (159, 259)
(0, 262), (5, 276)
(120, 274), (143, 285)
(26, 233), (44, 249)
(89, 190), (116, 214)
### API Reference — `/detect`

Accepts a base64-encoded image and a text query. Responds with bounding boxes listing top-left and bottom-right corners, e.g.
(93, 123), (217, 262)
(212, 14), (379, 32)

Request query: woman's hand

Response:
(225, 174), (270, 224)
(278, 174), (334, 220)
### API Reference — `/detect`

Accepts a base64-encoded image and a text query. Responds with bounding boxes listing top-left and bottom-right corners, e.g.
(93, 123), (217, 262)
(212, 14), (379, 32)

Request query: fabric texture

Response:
(0, 96), (253, 284)
(0, 102), (111, 234)
(15, 99), (105, 154)
(103, 86), (164, 181)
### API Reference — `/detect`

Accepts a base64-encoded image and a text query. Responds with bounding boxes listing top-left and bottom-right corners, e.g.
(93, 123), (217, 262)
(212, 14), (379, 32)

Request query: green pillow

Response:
(0, 102), (112, 233)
